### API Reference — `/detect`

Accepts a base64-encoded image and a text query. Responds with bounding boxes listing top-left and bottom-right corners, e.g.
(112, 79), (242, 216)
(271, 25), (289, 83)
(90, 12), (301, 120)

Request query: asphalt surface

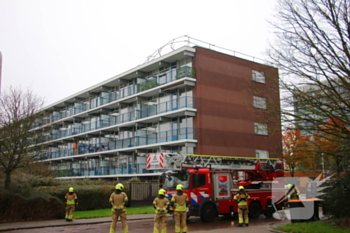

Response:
(0, 213), (290, 233)
(0, 208), (327, 233)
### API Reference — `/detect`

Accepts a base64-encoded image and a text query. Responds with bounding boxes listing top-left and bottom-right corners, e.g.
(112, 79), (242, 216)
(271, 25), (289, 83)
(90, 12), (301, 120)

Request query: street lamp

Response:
(321, 153), (325, 179)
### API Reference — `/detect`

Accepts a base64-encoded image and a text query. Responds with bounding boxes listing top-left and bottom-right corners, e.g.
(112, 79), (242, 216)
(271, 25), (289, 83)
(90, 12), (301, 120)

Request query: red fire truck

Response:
(146, 153), (286, 222)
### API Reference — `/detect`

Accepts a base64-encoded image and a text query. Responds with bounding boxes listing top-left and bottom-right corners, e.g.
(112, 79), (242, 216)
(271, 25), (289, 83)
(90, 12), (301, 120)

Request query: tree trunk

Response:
(4, 171), (11, 190)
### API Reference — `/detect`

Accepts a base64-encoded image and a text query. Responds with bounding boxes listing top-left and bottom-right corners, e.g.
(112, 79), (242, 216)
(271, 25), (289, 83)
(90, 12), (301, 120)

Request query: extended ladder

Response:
(148, 153), (281, 171)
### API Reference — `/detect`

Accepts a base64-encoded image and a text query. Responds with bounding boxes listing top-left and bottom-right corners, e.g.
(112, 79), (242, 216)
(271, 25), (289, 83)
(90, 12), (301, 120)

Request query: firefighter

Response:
(109, 183), (129, 233)
(153, 189), (169, 233)
(234, 185), (251, 227)
(65, 187), (78, 221)
(286, 184), (300, 200)
(171, 184), (188, 233)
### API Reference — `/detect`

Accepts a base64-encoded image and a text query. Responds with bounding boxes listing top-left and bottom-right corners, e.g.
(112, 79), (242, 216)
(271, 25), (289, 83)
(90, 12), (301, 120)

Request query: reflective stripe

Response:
(122, 226), (128, 233)
(190, 191), (208, 205)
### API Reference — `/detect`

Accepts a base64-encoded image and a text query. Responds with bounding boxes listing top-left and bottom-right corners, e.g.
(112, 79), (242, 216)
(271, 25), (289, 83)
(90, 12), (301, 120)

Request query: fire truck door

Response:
(213, 173), (232, 200)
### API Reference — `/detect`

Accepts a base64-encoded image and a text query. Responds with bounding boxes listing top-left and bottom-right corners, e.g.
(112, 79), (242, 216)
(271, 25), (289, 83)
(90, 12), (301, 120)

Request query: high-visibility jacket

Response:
(109, 192), (128, 212)
(171, 193), (188, 211)
(65, 193), (78, 205)
(234, 191), (251, 206)
(288, 187), (300, 200)
(153, 196), (169, 213)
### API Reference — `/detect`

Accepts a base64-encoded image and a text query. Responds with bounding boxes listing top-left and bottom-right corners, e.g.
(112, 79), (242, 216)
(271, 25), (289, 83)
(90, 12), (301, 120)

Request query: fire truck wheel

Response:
(200, 204), (217, 222)
(263, 200), (275, 217)
(249, 201), (262, 219)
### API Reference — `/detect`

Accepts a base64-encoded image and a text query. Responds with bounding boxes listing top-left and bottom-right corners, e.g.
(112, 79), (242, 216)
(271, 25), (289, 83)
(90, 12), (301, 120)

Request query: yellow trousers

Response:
(238, 205), (249, 224)
(65, 204), (75, 219)
(109, 211), (128, 233)
(153, 212), (167, 233)
(174, 211), (187, 233)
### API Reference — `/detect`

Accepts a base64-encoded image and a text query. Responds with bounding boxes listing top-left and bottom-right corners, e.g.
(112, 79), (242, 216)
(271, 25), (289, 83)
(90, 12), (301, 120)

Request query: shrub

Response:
(0, 170), (60, 193)
(0, 189), (64, 222)
(319, 173), (350, 218)
(127, 177), (141, 183)
(35, 185), (116, 211)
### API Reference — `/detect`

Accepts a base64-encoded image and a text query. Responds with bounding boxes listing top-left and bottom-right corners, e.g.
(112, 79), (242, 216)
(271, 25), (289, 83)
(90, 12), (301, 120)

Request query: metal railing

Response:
(36, 127), (196, 160)
(55, 163), (157, 177)
(45, 96), (195, 141)
(37, 66), (196, 126)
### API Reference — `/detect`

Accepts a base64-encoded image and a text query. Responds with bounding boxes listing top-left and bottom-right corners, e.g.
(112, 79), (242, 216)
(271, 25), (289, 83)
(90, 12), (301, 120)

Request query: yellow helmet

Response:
(239, 186), (244, 190)
(158, 189), (166, 195)
(176, 184), (184, 190)
(115, 183), (124, 190)
(69, 187), (74, 192)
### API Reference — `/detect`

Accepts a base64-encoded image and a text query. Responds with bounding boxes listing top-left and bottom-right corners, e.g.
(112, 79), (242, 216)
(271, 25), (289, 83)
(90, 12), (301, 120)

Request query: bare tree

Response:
(0, 86), (46, 189)
(269, 0), (350, 174)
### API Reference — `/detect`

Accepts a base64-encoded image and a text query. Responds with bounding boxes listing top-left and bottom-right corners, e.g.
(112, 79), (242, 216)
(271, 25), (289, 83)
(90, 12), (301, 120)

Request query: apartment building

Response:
(293, 81), (346, 136)
(33, 45), (282, 180)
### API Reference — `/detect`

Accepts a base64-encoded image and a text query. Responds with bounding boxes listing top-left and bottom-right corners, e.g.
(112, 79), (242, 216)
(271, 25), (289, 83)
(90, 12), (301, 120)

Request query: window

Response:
(252, 70), (265, 83)
(254, 123), (268, 135)
(253, 96), (267, 109)
(256, 150), (269, 158)
(192, 174), (206, 188)
(163, 172), (190, 190)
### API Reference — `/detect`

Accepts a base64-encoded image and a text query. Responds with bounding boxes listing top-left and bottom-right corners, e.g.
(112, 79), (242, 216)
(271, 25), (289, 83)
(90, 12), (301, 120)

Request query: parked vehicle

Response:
(146, 153), (287, 222)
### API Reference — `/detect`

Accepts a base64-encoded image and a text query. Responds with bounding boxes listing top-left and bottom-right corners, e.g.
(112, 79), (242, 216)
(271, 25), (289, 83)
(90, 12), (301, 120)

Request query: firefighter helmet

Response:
(69, 187), (74, 192)
(239, 186), (244, 190)
(158, 189), (166, 195)
(115, 183), (124, 190)
(176, 184), (184, 190)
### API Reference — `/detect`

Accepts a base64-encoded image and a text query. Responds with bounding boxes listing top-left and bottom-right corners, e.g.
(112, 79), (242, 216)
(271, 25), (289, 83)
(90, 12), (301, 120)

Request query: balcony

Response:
(45, 96), (195, 142)
(43, 66), (196, 125)
(37, 127), (197, 160)
(55, 163), (157, 177)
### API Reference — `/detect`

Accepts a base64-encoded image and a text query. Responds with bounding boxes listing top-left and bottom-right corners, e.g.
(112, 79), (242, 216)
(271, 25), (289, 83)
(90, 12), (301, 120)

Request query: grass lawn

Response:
(274, 219), (350, 233)
(74, 206), (155, 219)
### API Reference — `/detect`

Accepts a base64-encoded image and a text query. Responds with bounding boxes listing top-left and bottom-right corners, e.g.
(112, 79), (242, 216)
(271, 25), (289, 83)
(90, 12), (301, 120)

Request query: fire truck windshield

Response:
(163, 172), (189, 190)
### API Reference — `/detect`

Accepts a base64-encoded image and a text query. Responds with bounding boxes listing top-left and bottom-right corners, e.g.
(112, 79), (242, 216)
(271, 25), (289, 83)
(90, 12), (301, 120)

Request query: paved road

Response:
(0, 207), (327, 233)
(0, 213), (288, 233)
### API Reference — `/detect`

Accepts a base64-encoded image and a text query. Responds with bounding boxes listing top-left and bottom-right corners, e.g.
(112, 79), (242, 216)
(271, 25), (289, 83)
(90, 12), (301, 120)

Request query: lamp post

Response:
(0, 51), (2, 93)
(321, 153), (325, 179)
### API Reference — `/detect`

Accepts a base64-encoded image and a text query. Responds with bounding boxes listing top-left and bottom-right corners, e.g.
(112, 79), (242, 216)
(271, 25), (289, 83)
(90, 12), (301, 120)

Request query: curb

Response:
(269, 221), (290, 233)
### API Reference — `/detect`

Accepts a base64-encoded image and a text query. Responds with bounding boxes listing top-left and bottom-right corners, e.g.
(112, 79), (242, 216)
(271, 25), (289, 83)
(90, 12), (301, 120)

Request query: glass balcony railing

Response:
(55, 163), (156, 177)
(36, 127), (196, 160)
(44, 96), (195, 142)
(41, 66), (196, 126)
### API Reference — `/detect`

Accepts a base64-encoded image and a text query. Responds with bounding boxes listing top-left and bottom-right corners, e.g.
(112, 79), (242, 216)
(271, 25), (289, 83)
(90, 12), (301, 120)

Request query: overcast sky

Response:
(0, 0), (278, 106)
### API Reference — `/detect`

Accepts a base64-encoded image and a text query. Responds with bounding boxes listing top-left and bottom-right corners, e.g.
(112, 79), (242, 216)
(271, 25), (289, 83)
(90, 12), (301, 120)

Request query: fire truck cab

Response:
(147, 153), (286, 222)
